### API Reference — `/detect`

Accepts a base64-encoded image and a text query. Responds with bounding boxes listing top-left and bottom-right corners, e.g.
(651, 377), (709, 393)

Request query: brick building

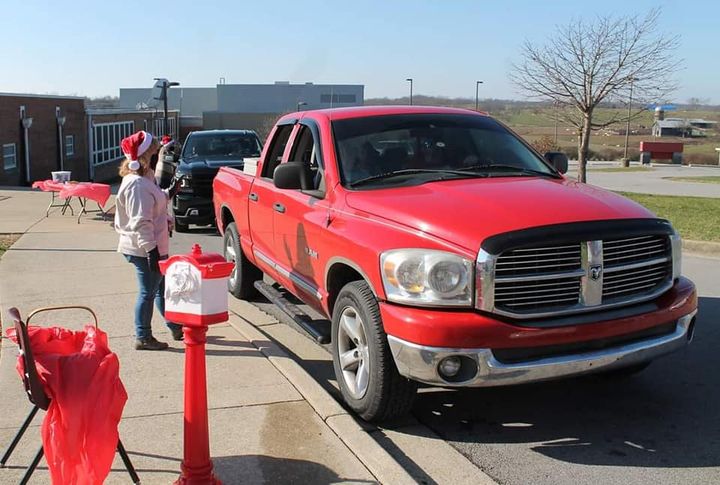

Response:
(0, 93), (179, 186)
(0, 93), (86, 186)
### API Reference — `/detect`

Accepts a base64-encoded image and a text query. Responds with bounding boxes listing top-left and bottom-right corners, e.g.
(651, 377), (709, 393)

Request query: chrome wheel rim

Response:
(225, 234), (237, 288)
(337, 306), (370, 399)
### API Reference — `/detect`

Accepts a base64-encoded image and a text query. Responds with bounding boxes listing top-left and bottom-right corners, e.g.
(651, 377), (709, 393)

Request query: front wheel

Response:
(223, 222), (262, 299)
(174, 217), (189, 233)
(331, 281), (417, 422)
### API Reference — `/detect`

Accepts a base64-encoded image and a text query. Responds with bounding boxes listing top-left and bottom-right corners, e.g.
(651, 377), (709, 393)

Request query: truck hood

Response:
(179, 157), (245, 171)
(344, 177), (657, 252)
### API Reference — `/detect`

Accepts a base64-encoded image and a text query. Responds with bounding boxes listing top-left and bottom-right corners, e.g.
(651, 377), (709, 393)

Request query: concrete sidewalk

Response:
(0, 190), (406, 484)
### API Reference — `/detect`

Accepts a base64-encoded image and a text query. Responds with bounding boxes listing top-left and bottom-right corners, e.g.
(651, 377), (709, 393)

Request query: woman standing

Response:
(114, 131), (183, 350)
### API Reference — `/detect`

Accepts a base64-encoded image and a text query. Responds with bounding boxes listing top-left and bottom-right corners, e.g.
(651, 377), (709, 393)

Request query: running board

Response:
(254, 281), (330, 344)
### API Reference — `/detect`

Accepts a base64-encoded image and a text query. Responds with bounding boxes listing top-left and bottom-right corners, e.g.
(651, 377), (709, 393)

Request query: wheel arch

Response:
(325, 258), (379, 317)
(219, 205), (235, 234)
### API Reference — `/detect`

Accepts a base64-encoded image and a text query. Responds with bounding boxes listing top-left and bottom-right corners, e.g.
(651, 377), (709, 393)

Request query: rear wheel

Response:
(223, 222), (262, 299)
(331, 281), (417, 422)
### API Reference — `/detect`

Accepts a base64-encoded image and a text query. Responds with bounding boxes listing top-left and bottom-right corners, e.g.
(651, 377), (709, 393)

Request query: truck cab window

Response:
(262, 124), (294, 178)
(288, 125), (324, 193)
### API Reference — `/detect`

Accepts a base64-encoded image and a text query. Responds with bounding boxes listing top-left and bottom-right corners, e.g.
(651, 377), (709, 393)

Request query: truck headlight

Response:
(381, 249), (474, 307)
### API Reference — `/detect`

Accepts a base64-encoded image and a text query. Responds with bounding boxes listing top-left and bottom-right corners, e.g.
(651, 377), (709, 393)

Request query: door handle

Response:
(249, 192), (258, 202)
(273, 202), (286, 214)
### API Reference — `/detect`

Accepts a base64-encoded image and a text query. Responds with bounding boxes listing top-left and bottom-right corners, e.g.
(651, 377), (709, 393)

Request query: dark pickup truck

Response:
(173, 129), (262, 231)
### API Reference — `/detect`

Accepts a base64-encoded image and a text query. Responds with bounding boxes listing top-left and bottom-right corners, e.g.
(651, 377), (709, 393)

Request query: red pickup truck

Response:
(213, 106), (697, 422)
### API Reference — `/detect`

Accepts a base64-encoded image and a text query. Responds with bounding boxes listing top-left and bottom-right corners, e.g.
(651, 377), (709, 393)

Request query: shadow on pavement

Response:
(213, 454), (377, 484)
(407, 296), (719, 469)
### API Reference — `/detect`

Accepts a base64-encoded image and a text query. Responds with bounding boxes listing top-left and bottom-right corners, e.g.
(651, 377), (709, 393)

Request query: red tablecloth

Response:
(32, 180), (67, 192)
(59, 183), (111, 208)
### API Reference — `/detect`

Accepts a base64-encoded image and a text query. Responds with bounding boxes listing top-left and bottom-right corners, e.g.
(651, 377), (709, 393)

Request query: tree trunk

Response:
(577, 113), (593, 183)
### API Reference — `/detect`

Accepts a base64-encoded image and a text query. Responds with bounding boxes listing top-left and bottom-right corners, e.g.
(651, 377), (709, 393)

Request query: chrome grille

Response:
(483, 233), (674, 318)
(603, 259), (671, 300)
(495, 244), (581, 277)
(494, 276), (581, 311)
(603, 235), (669, 267)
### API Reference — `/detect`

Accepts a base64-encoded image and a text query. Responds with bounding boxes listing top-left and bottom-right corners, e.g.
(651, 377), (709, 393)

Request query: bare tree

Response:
(510, 9), (680, 182)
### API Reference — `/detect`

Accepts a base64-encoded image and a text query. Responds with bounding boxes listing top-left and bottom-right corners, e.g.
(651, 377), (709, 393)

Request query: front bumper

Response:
(173, 194), (215, 225)
(388, 310), (696, 387)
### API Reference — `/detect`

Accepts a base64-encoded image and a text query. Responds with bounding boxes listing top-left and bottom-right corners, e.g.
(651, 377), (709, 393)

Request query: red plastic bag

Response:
(6, 324), (127, 485)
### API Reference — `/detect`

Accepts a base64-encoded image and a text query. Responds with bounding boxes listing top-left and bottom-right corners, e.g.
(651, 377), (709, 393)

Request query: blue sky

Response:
(2, 0), (717, 103)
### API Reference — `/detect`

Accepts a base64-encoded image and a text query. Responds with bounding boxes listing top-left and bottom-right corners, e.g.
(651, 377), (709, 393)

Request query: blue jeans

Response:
(125, 254), (182, 340)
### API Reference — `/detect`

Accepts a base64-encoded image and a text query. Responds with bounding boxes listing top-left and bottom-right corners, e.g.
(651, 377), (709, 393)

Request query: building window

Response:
(152, 117), (177, 138)
(3, 143), (17, 171)
(65, 135), (74, 157)
(92, 121), (134, 166)
(320, 94), (357, 104)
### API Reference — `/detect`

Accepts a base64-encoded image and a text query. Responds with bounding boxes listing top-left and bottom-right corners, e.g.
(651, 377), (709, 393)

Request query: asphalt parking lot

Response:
(173, 218), (718, 485)
(409, 254), (719, 485)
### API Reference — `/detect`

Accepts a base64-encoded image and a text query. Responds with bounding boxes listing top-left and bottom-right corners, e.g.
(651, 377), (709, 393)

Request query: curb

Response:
(683, 239), (720, 259)
(227, 313), (417, 485)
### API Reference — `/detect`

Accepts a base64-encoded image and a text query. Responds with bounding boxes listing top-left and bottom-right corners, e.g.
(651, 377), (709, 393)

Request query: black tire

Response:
(223, 222), (262, 300)
(331, 281), (418, 422)
(174, 217), (189, 233)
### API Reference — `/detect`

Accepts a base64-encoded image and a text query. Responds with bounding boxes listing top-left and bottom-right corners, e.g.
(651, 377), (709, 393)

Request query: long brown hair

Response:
(118, 139), (160, 177)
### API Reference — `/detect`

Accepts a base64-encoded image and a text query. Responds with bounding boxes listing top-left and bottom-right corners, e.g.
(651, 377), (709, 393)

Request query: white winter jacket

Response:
(114, 172), (171, 257)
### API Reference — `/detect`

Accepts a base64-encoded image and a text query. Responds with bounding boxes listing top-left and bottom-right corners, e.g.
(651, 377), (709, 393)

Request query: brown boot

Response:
(134, 336), (169, 351)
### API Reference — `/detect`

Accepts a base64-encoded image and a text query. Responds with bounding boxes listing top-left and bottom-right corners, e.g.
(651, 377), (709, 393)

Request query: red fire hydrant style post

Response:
(160, 244), (235, 485)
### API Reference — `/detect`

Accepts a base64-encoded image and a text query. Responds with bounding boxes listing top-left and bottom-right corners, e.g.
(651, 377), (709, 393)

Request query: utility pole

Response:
(475, 81), (483, 111)
(554, 100), (559, 145)
(406, 78), (413, 105)
(623, 77), (637, 166)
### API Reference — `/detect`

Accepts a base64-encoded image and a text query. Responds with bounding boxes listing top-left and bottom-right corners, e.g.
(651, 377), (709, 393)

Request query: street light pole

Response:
(475, 81), (483, 111)
(155, 78), (180, 136)
(406, 78), (413, 105)
(297, 101), (307, 112)
(623, 77), (636, 166)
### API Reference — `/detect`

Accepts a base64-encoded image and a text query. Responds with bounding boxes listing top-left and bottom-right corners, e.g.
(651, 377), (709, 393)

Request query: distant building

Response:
(118, 82), (365, 138)
(0, 92), (178, 186)
(87, 108), (179, 182)
(119, 87), (216, 139)
(652, 118), (717, 138)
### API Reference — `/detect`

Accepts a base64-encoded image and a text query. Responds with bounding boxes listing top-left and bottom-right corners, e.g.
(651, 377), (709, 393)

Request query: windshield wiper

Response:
(459, 164), (560, 178)
(349, 169), (487, 187)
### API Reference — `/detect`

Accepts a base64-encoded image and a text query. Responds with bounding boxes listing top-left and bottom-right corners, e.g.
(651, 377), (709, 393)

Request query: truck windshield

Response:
(182, 134), (262, 160)
(332, 114), (558, 188)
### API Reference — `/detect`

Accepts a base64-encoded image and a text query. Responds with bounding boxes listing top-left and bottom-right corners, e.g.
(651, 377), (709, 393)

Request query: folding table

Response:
(31, 180), (75, 217)
(58, 182), (112, 223)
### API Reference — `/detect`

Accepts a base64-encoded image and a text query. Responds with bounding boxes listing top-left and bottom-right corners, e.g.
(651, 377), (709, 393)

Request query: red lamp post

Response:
(159, 244), (234, 485)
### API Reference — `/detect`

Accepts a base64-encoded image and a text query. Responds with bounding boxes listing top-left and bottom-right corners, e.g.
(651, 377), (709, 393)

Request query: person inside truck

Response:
(344, 141), (382, 182)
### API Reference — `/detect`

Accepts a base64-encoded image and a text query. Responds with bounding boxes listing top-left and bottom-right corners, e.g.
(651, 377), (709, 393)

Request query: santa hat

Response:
(161, 135), (172, 146)
(121, 131), (153, 171)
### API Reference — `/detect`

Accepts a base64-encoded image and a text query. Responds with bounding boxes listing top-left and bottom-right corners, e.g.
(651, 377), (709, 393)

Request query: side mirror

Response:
(544, 151), (569, 174)
(273, 162), (313, 190)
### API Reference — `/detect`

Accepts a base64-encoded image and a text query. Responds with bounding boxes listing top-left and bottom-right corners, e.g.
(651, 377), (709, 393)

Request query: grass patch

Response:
(617, 192), (720, 242)
(664, 176), (720, 184)
(590, 167), (655, 173)
(0, 234), (20, 259)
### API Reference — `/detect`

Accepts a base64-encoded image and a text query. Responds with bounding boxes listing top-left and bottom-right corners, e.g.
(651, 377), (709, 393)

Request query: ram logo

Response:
(589, 265), (603, 281)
